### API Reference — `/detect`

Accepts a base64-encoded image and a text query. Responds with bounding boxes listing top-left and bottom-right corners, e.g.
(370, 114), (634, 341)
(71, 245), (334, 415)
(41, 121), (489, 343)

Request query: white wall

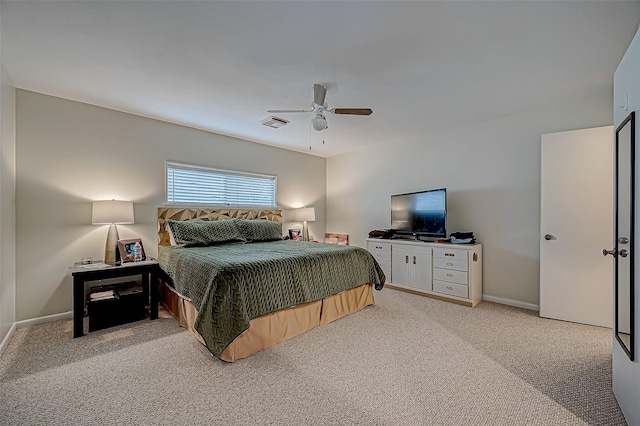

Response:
(0, 5), (17, 344)
(15, 90), (326, 321)
(613, 25), (640, 426)
(327, 90), (613, 308)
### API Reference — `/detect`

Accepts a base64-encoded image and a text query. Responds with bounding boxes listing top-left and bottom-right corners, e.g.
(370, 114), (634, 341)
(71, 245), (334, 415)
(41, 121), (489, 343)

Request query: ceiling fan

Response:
(267, 84), (372, 131)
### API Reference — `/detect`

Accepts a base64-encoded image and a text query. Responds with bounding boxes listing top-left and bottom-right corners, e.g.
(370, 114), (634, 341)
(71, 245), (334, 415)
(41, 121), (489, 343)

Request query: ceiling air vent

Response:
(261, 116), (289, 129)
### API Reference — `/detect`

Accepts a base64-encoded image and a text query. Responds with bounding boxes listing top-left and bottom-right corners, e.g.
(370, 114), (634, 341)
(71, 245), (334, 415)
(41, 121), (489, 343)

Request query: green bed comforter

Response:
(158, 240), (385, 356)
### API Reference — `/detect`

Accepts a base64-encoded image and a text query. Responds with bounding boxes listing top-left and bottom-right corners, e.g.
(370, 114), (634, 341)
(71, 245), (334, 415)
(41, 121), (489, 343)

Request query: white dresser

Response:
(366, 239), (482, 307)
(367, 240), (391, 278)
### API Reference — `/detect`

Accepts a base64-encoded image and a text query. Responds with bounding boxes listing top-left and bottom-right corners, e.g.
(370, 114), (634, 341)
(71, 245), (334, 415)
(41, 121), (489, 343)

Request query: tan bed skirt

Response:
(160, 282), (375, 362)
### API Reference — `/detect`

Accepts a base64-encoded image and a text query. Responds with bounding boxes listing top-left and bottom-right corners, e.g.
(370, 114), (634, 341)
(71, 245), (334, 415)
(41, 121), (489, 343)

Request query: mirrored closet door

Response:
(615, 111), (635, 361)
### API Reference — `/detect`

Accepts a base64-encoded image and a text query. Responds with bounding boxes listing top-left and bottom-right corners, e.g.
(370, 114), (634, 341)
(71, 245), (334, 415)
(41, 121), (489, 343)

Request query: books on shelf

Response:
(88, 282), (142, 303)
(89, 290), (116, 302)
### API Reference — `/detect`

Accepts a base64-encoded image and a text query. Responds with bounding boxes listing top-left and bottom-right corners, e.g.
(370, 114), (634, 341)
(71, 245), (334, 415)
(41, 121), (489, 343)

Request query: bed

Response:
(157, 207), (385, 362)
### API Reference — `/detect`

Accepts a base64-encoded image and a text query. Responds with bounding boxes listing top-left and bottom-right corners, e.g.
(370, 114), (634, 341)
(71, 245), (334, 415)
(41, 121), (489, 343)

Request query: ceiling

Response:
(3, 1), (640, 158)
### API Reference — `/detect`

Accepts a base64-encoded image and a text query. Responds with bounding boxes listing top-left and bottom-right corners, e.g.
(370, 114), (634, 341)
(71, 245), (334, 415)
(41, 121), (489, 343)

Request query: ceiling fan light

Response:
(311, 115), (327, 131)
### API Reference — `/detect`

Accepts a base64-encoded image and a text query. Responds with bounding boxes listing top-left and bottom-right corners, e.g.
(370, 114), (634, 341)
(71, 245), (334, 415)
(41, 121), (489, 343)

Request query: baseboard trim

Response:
(385, 284), (475, 307)
(0, 323), (17, 356)
(1, 311), (73, 356)
(482, 294), (539, 311)
(14, 311), (73, 328)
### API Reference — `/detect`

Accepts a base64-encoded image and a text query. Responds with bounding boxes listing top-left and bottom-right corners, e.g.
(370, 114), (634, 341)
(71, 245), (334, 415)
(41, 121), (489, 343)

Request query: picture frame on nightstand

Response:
(288, 229), (302, 241)
(117, 238), (146, 263)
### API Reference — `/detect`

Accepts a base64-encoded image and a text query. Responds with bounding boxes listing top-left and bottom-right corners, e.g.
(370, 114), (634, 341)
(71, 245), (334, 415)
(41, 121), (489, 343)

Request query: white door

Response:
(540, 126), (613, 327)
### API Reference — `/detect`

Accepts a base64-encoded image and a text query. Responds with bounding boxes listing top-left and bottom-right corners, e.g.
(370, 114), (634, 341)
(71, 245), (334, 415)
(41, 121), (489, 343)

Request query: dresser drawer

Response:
(432, 247), (467, 261)
(376, 260), (391, 276)
(433, 280), (469, 298)
(433, 268), (468, 285)
(367, 241), (391, 262)
(433, 257), (468, 272)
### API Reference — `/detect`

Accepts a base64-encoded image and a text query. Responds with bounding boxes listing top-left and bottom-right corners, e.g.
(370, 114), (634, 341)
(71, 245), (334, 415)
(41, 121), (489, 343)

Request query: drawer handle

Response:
(446, 262), (454, 266)
(447, 273), (453, 277)
(376, 246), (382, 249)
(445, 253), (454, 257)
(446, 286), (453, 290)
(413, 256), (416, 265)
(405, 255), (409, 264)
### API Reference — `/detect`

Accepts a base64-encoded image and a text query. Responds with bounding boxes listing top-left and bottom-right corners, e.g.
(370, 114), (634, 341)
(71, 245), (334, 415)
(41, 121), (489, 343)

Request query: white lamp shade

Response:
(91, 200), (134, 225)
(294, 207), (315, 222)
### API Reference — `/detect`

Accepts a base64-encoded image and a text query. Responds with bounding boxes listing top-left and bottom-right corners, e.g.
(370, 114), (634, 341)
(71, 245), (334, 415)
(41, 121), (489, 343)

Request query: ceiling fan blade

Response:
(330, 108), (373, 116)
(267, 109), (313, 113)
(313, 84), (327, 106)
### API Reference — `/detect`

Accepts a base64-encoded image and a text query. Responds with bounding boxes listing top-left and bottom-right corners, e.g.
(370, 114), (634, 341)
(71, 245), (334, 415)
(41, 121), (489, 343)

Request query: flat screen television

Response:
(391, 188), (447, 238)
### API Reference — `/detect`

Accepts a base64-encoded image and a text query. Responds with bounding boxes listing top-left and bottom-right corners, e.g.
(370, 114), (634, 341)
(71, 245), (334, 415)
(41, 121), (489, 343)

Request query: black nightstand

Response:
(71, 259), (159, 337)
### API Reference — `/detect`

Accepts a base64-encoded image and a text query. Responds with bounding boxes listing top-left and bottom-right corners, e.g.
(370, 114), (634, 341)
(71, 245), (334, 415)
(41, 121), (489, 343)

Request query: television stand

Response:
(366, 238), (482, 307)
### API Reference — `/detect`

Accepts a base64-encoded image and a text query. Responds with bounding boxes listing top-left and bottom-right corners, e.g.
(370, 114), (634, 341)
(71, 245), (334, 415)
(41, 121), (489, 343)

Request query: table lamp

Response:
(294, 207), (315, 242)
(92, 200), (134, 263)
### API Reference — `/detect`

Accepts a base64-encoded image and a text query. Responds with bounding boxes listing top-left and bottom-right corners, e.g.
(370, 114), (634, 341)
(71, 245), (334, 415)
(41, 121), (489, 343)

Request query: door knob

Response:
(603, 248), (617, 257)
(620, 249), (629, 258)
(619, 237), (629, 244)
(544, 234), (556, 240)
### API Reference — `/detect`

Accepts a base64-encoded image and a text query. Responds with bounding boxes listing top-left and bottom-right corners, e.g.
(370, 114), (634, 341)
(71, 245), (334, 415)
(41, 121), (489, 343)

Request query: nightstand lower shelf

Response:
(87, 282), (146, 332)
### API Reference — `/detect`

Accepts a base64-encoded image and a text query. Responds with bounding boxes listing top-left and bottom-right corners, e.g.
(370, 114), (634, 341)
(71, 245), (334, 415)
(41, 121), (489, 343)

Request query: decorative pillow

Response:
(167, 219), (246, 246)
(235, 219), (283, 242)
(166, 224), (178, 246)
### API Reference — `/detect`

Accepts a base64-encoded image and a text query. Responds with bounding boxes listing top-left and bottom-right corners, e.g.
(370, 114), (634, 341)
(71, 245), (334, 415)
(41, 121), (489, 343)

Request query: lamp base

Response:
(303, 221), (309, 242)
(104, 224), (120, 264)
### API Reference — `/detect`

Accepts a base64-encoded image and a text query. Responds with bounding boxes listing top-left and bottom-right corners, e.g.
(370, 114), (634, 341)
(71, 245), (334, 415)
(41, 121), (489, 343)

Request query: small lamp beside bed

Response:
(293, 207), (315, 242)
(92, 200), (134, 263)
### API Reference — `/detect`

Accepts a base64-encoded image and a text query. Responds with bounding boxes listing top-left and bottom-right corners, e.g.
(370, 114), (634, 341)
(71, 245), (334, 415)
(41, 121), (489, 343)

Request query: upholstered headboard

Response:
(157, 207), (283, 247)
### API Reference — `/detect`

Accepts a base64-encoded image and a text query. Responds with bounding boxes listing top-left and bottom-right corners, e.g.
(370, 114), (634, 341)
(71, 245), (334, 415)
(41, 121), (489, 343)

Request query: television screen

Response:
(391, 188), (447, 237)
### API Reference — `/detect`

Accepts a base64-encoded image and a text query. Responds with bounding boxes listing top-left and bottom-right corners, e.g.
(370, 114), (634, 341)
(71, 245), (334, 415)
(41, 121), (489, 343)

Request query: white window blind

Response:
(166, 162), (276, 207)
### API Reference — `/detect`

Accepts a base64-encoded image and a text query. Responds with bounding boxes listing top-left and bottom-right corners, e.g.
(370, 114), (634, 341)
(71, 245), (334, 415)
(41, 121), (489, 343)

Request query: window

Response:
(166, 162), (276, 207)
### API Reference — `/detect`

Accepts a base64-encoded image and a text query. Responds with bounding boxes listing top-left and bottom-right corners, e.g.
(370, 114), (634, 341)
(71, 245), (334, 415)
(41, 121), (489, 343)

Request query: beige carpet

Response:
(0, 288), (626, 425)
